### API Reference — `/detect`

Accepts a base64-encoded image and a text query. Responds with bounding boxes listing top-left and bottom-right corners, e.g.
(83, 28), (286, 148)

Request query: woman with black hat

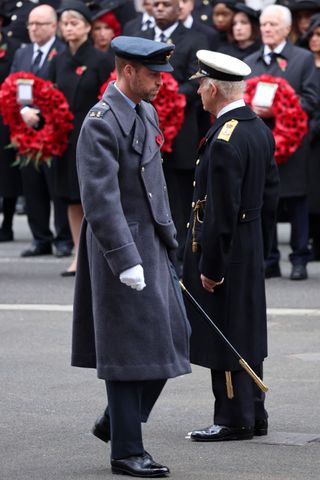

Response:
(91, 5), (121, 53)
(219, 3), (261, 59)
(0, 8), (22, 242)
(210, 0), (237, 48)
(300, 13), (320, 260)
(289, 0), (320, 45)
(48, 0), (113, 275)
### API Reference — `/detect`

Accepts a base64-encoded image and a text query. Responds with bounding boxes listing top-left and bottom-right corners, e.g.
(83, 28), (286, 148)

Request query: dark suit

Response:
(11, 37), (72, 251)
(122, 12), (144, 36)
(183, 106), (279, 426)
(190, 18), (220, 50)
(140, 23), (209, 260)
(245, 41), (319, 268)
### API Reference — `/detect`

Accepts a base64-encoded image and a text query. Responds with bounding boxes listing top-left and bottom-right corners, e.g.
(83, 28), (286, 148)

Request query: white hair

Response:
(203, 77), (246, 99)
(260, 5), (292, 27)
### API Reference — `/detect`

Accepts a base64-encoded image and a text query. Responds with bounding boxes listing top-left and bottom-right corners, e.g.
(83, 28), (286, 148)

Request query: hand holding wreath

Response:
(0, 72), (74, 167)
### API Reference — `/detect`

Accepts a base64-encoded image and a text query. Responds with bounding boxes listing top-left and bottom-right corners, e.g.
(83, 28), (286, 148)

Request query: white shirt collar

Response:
(154, 22), (179, 42)
(141, 12), (155, 30)
(217, 99), (245, 118)
(263, 40), (286, 58)
(183, 15), (193, 29)
(33, 36), (56, 68)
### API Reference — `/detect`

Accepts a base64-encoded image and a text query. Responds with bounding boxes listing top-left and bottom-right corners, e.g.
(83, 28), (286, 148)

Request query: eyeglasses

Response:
(26, 22), (53, 28)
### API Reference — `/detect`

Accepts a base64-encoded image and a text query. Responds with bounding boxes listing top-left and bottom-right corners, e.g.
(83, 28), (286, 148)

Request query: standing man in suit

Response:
(245, 4), (319, 280)
(73, 36), (191, 477)
(179, 0), (220, 49)
(11, 4), (72, 257)
(139, 0), (209, 272)
(183, 50), (279, 441)
(123, 0), (155, 35)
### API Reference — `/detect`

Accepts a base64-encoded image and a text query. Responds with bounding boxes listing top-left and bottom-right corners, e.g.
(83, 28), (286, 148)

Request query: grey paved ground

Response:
(1, 216), (320, 480)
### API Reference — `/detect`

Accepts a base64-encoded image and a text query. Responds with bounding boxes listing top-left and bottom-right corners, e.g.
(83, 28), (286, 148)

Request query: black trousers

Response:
(211, 363), (267, 428)
(21, 163), (72, 248)
(105, 379), (166, 459)
(266, 196), (310, 267)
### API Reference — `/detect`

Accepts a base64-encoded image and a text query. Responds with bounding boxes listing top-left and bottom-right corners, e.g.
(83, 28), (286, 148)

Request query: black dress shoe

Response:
(0, 228), (14, 242)
(290, 264), (307, 280)
(21, 244), (52, 257)
(111, 452), (170, 477)
(190, 424), (254, 442)
(254, 418), (268, 436)
(92, 414), (110, 443)
(265, 263), (281, 279)
(61, 270), (76, 277)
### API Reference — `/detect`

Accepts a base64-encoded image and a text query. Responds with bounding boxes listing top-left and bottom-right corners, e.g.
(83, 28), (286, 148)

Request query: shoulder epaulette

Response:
(217, 119), (238, 142)
(88, 103), (110, 119)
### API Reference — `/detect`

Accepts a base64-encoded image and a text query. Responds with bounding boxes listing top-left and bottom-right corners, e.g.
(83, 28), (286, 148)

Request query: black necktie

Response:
(143, 19), (152, 31)
(32, 49), (43, 73)
(135, 104), (142, 117)
(269, 52), (277, 64)
(159, 32), (166, 43)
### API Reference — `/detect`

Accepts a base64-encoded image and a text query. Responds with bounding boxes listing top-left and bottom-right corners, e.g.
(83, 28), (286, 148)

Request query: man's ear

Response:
(209, 81), (217, 98)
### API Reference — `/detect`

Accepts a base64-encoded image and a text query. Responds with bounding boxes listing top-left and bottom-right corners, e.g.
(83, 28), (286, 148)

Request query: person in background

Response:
(245, 4), (319, 280)
(219, 3), (261, 59)
(179, 0), (220, 49)
(73, 35), (191, 477)
(0, 6), (21, 242)
(289, 0), (320, 45)
(301, 13), (320, 260)
(91, 5), (121, 53)
(10, 4), (72, 258)
(210, 0), (236, 48)
(48, 0), (113, 276)
(123, 0), (155, 35)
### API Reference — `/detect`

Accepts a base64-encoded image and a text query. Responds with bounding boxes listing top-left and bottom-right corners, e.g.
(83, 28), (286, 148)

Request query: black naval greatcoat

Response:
(183, 106), (279, 371)
(72, 82), (191, 381)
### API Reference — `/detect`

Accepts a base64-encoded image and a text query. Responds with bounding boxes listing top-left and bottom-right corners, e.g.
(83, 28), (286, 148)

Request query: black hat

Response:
(190, 50), (251, 81)
(231, 4), (260, 22)
(301, 12), (320, 38)
(111, 36), (175, 72)
(57, 0), (92, 23)
(289, 0), (320, 12)
(0, 7), (10, 27)
(210, 0), (237, 8)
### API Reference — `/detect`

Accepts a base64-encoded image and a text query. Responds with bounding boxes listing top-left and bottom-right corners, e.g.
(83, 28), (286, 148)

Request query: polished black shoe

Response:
(92, 414), (110, 443)
(265, 263), (281, 279)
(190, 424), (254, 442)
(0, 228), (14, 242)
(111, 452), (170, 477)
(21, 244), (52, 257)
(254, 419), (268, 436)
(61, 270), (76, 277)
(290, 264), (307, 280)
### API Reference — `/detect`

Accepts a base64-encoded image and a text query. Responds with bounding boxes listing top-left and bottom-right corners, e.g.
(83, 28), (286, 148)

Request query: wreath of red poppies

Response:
(0, 72), (74, 166)
(99, 71), (186, 153)
(244, 75), (308, 165)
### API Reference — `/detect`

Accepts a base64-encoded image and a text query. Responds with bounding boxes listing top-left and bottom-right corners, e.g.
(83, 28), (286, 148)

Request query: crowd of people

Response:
(0, 0), (320, 280)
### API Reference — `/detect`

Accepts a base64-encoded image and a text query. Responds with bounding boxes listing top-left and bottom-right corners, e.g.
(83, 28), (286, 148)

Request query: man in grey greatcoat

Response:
(72, 36), (191, 478)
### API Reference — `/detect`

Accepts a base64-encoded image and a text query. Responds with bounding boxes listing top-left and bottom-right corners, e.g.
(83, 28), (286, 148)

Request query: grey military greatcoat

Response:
(72, 82), (191, 381)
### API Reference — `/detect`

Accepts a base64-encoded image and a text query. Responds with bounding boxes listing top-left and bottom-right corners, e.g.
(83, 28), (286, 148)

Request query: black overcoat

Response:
(183, 106), (279, 371)
(0, 32), (22, 196)
(48, 40), (113, 201)
(245, 41), (319, 198)
(308, 67), (320, 215)
(72, 82), (192, 381)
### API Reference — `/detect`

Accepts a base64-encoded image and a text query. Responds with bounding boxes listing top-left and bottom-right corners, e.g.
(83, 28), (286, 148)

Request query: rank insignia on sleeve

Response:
(217, 119), (238, 142)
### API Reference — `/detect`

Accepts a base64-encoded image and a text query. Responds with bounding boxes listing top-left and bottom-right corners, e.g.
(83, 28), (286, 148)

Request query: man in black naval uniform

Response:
(183, 50), (279, 441)
(73, 36), (191, 477)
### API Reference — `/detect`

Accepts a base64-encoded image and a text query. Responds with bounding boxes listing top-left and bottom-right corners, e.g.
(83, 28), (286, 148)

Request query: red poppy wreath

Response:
(244, 75), (308, 165)
(0, 72), (74, 167)
(99, 71), (186, 153)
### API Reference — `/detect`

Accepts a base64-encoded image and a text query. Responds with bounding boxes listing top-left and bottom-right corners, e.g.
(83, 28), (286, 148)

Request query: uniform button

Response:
(203, 0), (209, 4)
(186, 222), (190, 228)
(11, 14), (17, 21)
(196, 158), (200, 165)
(161, 158), (163, 163)
(16, 1), (23, 6)
(201, 14), (208, 21)
(242, 213), (246, 219)
(141, 167), (145, 172)
(163, 185), (166, 191)
(192, 201), (195, 208)
(136, 140), (139, 144)
(7, 31), (13, 37)
(148, 192), (153, 198)
(102, 102), (106, 106)
(193, 180), (196, 187)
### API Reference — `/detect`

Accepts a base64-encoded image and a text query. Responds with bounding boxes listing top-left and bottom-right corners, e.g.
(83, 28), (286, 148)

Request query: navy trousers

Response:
(105, 379), (166, 459)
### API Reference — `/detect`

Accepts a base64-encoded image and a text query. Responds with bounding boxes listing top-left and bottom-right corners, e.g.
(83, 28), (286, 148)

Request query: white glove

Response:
(119, 264), (146, 291)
